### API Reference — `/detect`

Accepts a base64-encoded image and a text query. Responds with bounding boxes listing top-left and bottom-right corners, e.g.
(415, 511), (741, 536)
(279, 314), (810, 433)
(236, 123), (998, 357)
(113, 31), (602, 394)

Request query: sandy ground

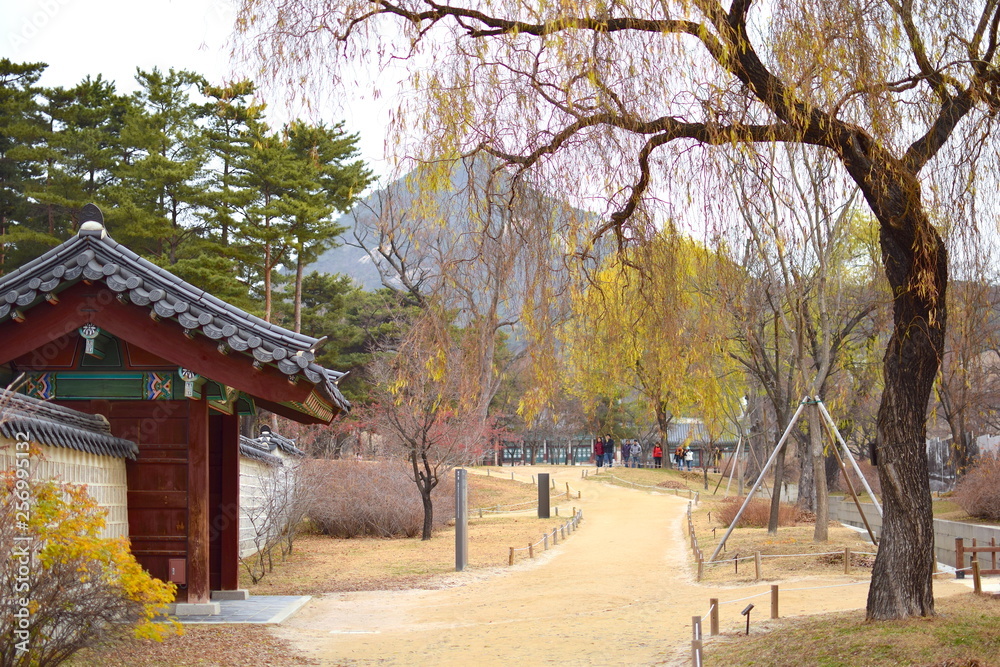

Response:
(271, 466), (971, 666)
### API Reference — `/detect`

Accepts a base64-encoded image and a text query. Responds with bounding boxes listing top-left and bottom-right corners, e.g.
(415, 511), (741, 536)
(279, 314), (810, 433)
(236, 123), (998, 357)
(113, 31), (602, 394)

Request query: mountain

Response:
(307, 157), (602, 292)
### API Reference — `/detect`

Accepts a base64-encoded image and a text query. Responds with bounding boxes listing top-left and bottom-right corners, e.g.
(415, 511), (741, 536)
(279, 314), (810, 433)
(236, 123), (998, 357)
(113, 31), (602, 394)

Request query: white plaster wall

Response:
(0, 440), (129, 540)
(239, 457), (299, 558)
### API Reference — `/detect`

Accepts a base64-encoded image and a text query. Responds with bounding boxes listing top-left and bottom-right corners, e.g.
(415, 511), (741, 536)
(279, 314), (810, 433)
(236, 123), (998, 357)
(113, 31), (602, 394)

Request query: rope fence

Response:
(693, 580), (876, 665)
(693, 545), (878, 581)
(474, 467), (583, 501)
(596, 471), (700, 501)
(507, 508), (584, 566)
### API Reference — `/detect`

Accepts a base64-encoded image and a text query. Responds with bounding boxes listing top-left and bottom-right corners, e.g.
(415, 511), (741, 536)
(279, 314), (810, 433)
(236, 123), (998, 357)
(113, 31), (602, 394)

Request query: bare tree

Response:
(348, 159), (579, 425)
(367, 312), (492, 539)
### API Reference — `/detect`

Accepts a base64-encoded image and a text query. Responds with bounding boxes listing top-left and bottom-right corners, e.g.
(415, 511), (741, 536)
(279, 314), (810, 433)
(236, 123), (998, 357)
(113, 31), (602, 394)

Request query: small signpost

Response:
(455, 468), (468, 571)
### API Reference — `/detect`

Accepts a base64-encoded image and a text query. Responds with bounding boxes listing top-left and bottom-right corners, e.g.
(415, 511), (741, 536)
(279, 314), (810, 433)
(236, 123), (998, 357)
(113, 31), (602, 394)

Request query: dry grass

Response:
(67, 625), (317, 667)
(590, 465), (704, 492)
(691, 487), (877, 584)
(244, 469), (578, 595)
(702, 593), (1000, 667)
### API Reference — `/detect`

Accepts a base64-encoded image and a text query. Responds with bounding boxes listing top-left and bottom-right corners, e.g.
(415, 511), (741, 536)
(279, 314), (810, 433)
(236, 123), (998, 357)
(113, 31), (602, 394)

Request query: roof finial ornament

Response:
(78, 203), (106, 238)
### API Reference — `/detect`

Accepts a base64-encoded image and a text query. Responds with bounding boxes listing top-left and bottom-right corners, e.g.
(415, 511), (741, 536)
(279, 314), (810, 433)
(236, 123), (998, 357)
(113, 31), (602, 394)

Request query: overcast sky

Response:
(1, 0), (393, 176)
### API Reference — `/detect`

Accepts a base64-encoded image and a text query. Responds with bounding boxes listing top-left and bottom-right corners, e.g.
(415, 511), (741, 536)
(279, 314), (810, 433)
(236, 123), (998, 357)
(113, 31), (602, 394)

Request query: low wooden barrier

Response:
(955, 537), (1000, 576)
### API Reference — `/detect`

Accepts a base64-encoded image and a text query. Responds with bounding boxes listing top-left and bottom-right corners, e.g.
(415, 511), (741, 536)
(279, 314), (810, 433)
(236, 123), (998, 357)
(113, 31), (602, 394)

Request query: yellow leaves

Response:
(2, 468), (182, 644)
(424, 348), (448, 382)
(389, 377), (408, 396)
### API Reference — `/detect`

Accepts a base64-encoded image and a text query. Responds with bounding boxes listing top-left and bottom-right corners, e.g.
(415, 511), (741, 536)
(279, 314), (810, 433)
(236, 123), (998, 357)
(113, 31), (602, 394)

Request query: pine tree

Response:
(0, 59), (49, 274)
(284, 120), (371, 331)
(242, 121), (299, 321)
(105, 68), (210, 264)
(31, 75), (131, 236)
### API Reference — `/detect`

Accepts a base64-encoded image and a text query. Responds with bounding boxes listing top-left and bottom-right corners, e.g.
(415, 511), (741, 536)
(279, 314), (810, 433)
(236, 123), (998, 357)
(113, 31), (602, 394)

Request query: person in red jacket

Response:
(652, 444), (663, 468)
(594, 437), (604, 468)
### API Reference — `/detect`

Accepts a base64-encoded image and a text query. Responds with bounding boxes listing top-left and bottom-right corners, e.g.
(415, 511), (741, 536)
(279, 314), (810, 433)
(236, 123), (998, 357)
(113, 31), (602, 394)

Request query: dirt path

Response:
(273, 466), (969, 666)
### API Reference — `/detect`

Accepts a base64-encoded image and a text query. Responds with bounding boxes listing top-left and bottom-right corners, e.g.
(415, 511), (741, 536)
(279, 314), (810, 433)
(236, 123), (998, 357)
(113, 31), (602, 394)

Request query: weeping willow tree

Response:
(562, 229), (742, 463)
(237, 0), (1000, 621)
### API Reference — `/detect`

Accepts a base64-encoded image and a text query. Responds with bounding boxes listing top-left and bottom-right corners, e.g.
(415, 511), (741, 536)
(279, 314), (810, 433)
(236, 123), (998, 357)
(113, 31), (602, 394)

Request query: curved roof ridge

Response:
(0, 207), (349, 415)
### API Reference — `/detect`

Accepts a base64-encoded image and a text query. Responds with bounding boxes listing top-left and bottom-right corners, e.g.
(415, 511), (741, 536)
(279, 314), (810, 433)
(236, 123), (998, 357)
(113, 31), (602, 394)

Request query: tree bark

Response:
(767, 440), (786, 535)
(849, 163), (946, 620)
(294, 250), (304, 333)
(420, 486), (434, 541)
(810, 404), (829, 542)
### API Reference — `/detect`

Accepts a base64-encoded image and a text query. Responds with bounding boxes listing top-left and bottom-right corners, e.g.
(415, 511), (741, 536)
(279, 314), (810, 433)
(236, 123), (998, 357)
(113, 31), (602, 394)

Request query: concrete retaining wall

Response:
(830, 497), (1000, 569)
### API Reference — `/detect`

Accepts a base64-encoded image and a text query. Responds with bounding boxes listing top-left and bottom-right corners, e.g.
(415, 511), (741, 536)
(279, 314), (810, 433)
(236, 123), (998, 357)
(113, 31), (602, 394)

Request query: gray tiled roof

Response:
(0, 389), (138, 459)
(238, 429), (305, 466)
(0, 204), (349, 414)
(667, 421), (739, 448)
(239, 435), (283, 466)
(263, 430), (305, 458)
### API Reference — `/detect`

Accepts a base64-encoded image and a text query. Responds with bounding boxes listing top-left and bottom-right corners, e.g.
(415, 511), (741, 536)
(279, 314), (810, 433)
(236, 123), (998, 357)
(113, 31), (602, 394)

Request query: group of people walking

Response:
(593, 436), (645, 468)
(674, 445), (694, 470)
(592, 436), (694, 470)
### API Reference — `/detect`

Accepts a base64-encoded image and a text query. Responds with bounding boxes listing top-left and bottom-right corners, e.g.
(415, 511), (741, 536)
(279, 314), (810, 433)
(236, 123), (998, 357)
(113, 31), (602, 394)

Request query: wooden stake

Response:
(844, 548), (851, 575)
(956, 538), (965, 577)
(709, 598), (719, 636)
(508, 547), (515, 566)
(770, 585), (779, 619)
(529, 542), (534, 558)
(973, 559), (983, 595)
(691, 615), (703, 667)
(754, 551), (762, 581)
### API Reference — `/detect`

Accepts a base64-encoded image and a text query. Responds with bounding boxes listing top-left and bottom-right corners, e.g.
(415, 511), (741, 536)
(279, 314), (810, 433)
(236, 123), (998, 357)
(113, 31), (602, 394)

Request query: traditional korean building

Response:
(0, 204), (348, 613)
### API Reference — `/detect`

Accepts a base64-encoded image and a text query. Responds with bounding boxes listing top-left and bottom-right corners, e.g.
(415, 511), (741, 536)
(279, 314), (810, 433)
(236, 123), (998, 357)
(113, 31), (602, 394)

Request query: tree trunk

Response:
(797, 434), (815, 512)
(810, 404), (829, 542)
(293, 250), (304, 333)
(767, 440), (786, 534)
(264, 239), (272, 323)
(655, 405), (672, 468)
(420, 485), (434, 541)
(862, 189), (945, 620)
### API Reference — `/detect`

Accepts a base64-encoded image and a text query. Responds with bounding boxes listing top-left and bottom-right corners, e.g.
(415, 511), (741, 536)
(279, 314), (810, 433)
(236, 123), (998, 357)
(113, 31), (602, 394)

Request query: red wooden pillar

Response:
(187, 399), (210, 604)
(219, 411), (240, 590)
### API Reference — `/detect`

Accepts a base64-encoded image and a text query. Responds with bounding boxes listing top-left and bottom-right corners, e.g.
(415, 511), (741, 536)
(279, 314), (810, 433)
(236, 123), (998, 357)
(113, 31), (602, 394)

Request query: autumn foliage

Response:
(0, 467), (180, 666)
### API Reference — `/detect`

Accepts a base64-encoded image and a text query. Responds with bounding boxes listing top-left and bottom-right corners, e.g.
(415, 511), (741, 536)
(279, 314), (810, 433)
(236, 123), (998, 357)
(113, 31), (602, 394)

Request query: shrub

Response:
(837, 457), (882, 499)
(716, 495), (800, 528)
(0, 468), (180, 666)
(953, 454), (1000, 521)
(304, 460), (456, 538)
